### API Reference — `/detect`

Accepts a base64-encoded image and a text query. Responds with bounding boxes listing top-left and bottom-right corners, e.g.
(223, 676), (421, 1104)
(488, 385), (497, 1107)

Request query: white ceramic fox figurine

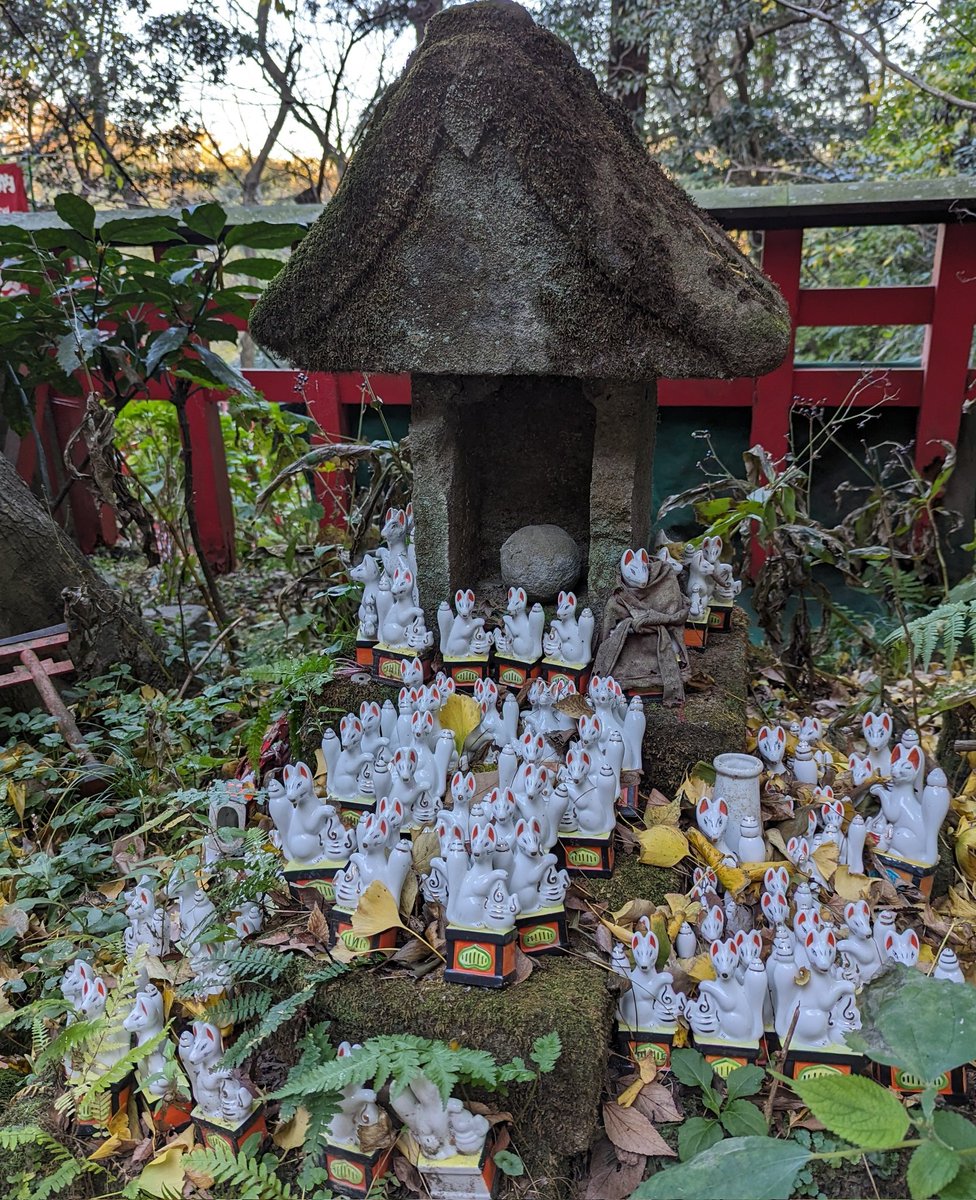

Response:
(494, 587), (545, 660)
(862, 710), (894, 778)
(543, 592), (595, 665)
(350, 553), (383, 641)
(438, 589), (490, 657)
(757, 724), (787, 775)
(696, 796), (737, 864)
(376, 564), (425, 648)
(321, 716), (374, 801)
(612, 918), (679, 1031)
(837, 900), (884, 984)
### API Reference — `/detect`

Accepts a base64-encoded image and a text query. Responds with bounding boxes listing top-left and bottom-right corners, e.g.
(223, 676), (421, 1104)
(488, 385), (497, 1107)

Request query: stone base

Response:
(708, 602), (734, 632)
(872, 850), (937, 899)
(415, 1135), (498, 1200)
(328, 906), (399, 954)
(283, 859), (344, 899)
(355, 639), (377, 667)
(335, 797), (375, 826)
(372, 645), (433, 685)
(617, 781), (641, 820)
(515, 904), (567, 955)
(148, 1092), (194, 1134)
(781, 1046), (865, 1081)
(540, 657), (590, 693)
(193, 1102), (267, 1155)
(300, 955), (615, 1199)
(76, 1071), (134, 1131)
(323, 1138), (394, 1197)
(616, 1027), (675, 1069)
(445, 925), (518, 988)
(641, 606), (750, 798)
(494, 653), (542, 690)
(443, 653), (492, 691)
(683, 616), (709, 651)
(557, 830), (614, 877)
(873, 1062), (967, 1102)
(691, 1038), (761, 1077)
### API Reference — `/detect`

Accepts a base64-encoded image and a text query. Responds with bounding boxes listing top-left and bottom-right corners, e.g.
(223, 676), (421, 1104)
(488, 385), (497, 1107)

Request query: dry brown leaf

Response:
(633, 1082), (683, 1125)
(306, 907), (331, 946)
(273, 1108), (309, 1150)
(513, 947), (535, 984)
(603, 1101), (676, 1157)
(584, 1137), (646, 1200)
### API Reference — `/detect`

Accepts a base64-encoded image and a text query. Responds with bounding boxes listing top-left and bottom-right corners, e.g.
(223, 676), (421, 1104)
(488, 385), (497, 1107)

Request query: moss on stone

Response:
(250, 1), (789, 382)
(641, 608), (750, 798)
(300, 955), (613, 1195)
(584, 854), (684, 913)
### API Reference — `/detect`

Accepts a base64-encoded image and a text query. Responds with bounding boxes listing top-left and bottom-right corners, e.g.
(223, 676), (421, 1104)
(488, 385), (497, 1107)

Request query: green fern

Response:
(885, 597), (976, 669)
(180, 1142), (295, 1199)
(274, 1030), (557, 1107)
(208, 987), (274, 1026)
(0, 1125), (101, 1199)
(222, 987), (314, 1069)
(529, 1032), (562, 1074)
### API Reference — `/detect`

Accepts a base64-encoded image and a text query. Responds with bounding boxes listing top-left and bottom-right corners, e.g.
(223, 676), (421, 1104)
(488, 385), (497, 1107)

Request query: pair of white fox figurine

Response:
(352, 507), (433, 652)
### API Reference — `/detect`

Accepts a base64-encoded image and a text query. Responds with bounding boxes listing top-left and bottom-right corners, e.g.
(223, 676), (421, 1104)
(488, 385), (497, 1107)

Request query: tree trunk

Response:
(608, 0), (650, 128)
(0, 452), (175, 701)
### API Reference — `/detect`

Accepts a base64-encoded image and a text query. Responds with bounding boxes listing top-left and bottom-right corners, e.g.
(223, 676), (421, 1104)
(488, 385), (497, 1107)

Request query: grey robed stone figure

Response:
(250, 0), (790, 617)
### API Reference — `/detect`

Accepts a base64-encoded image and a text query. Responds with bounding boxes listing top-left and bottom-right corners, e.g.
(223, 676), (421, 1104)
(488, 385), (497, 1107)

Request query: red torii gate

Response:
(5, 179), (976, 571)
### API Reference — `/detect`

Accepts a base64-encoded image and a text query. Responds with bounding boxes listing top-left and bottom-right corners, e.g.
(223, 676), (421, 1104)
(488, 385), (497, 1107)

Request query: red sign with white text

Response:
(0, 164), (28, 213)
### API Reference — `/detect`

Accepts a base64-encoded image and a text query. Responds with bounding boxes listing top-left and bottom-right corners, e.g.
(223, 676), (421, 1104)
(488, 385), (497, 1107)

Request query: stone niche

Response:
(410, 374), (655, 614)
(250, 0), (790, 616)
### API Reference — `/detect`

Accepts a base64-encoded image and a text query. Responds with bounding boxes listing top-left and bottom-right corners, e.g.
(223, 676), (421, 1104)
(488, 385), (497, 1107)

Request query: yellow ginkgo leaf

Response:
(4, 781), (24, 821)
(439, 693), (482, 753)
(273, 1107), (310, 1149)
(832, 865), (877, 902)
(132, 1144), (188, 1198)
(637, 826), (688, 868)
(88, 1135), (123, 1161)
(811, 842), (839, 882)
(617, 1077), (644, 1108)
(676, 773), (711, 807)
(644, 798), (681, 828)
(349, 882), (407, 937)
(686, 952), (717, 982)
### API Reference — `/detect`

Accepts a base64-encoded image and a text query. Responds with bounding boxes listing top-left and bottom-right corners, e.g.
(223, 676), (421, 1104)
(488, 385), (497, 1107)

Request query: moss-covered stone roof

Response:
(250, 0), (790, 381)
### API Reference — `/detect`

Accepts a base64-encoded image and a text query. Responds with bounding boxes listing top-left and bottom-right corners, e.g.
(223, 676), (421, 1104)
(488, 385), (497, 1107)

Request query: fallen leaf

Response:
(112, 834), (145, 876)
(306, 907), (331, 946)
(644, 798), (681, 828)
(832, 865), (878, 901)
(513, 947), (534, 984)
(393, 1153), (424, 1194)
(349, 881), (407, 937)
(132, 1132), (193, 1198)
(633, 1082), (683, 1125)
(685, 952), (717, 982)
(97, 880), (126, 900)
(273, 1107), (309, 1149)
(603, 1100), (676, 1157)
(637, 826), (688, 867)
(585, 1137), (645, 1200)
(617, 1077), (645, 1108)
(439, 694), (482, 753)
(811, 841), (839, 882)
(88, 1135), (123, 1161)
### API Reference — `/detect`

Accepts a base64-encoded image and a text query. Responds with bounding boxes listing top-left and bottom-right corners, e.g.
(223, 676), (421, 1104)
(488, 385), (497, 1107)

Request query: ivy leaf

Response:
(848, 967), (976, 1082)
(720, 1099), (768, 1138)
(787, 1072), (909, 1150)
(725, 1065), (765, 1101)
(671, 1049), (714, 1091)
(633, 1136), (809, 1199)
(493, 1151), (525, 1177)
(677, 1116), (724, 1162)
(54, 194), (96, 240)
(906, 1141), (961, 1200)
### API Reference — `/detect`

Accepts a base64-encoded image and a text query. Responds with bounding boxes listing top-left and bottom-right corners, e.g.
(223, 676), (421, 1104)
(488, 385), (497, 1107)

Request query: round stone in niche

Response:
(500, 524), (582, 602)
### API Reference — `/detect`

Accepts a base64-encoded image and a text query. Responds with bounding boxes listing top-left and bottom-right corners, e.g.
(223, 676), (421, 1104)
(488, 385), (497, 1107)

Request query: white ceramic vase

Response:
(712, 752), (763, 857)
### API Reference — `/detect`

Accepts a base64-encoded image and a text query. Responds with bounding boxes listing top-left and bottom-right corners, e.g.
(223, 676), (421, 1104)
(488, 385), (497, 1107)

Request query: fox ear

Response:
(908, 747), (921, 768)
(466, 589), (475, 603)
(826, 931), (836, 948)
(882, 714), (891, 731)
(806, 931), (815, 947)
(710, 941), (720, 956)
(777, 727), (785, 743)
(718, 799), (728, 816)
(909, 931), (919, 949)
(885, 933), (895, 951)
(639, 548), (649, 564)
(623, 550), (634, 565)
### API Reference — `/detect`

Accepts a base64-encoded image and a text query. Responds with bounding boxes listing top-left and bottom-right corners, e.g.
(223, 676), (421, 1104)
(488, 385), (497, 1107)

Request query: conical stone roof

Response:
(250, 0), (790, 381)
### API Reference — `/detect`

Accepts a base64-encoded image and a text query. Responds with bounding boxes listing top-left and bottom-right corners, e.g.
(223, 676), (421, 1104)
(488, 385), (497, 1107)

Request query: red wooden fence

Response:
(5, 179), (976, 571)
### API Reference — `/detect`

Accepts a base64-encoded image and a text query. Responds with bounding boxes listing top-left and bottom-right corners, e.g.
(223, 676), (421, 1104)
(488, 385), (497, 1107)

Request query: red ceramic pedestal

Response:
(445, 925), (518, 988)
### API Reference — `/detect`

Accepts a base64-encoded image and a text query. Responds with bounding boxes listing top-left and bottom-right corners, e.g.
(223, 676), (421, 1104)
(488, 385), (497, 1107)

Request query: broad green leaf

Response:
(720, 1098), (768, 1138)
(223, 257), (287, 280)
(54, 194), (96, 240)
(725, 1064), (764, 1101)
(677, 1116), (723, 1161)
(941, 1167), (976, 1200)
(633, 1136), (809, 1199)
(788, 1072), (908, 1149)
(145, 327), (188, 376)
(933, 1111), (976, 1151)
(906, 1141), (960, 1200)
(99, 216), (183, 245)
(670, 1048), (714, 1091)
(848, 967), (976, 1081)
(224, 220), (306, 250)
(178, 345), (255, 397)
(493, 1151), (525, 1177)
(182, 202), (227, 241)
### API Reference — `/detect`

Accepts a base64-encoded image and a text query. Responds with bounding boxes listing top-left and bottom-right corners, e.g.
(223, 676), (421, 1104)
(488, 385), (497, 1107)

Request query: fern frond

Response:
(182, 1142), (295, 1199)
(84, 1028), (169, 1095)
(208, 987), (274, 1027)
(529, 1032), (561, 1074)
(884, 598), (976, 669)
(222, 987), (314, 1069)
(33, 1018), (103, 1073)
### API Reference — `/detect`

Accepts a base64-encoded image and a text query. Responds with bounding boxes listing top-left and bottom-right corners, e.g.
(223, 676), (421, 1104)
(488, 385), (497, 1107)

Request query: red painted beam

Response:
(797, 286), (935, 328)
(917, 223), (976, 472)
(791, 368), (922, 408)
(183, 391), (236, 573)
(658, 378), (755, 406)
(752, 229), (804, 464)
